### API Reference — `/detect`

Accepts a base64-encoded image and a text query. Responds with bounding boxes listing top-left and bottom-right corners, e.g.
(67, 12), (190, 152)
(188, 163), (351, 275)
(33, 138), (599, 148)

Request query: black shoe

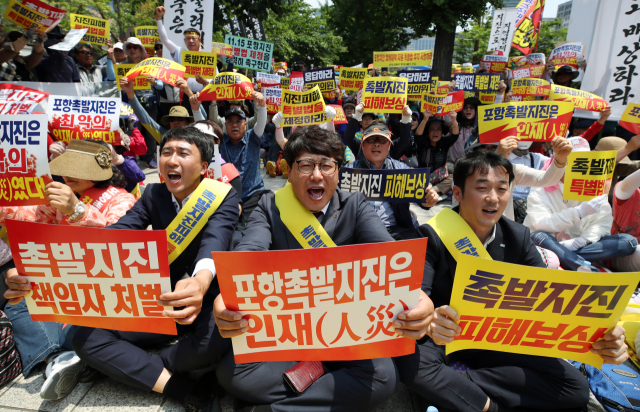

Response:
(182, 371), (222, 412)
(236, 405), (272, 412)
(78, 365), (104, 384)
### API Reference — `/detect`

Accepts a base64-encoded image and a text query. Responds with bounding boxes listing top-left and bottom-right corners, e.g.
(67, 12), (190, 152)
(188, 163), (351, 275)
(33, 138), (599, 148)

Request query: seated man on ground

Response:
(2, 139), (135, 400)
(213, 126), (434, 412)
(6, 127), (239, 410)
(524, 137), (638, 271)
(344, 122), (439, 240)
(395, 150), (628, 412)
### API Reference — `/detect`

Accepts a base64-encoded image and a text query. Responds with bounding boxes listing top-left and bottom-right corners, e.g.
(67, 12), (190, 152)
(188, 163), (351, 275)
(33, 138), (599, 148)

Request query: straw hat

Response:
(160, 106), (194, 127)
(49, 140), (113, 181)
(596, 136), (632, 164)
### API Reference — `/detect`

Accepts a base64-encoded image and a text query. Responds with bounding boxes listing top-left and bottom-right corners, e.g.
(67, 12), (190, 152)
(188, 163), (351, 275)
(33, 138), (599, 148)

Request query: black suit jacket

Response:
(235, 189), (394, 251)
(109, 183), (239, 293)
(417, 207), (545, 309)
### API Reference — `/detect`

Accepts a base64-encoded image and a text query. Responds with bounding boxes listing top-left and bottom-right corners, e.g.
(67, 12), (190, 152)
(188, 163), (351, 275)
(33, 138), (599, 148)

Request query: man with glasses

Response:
(154, 41), (163, 58)
(344, 122), (439, 240)
(214, 125), (434, 411)
(74, 43), (104, 96)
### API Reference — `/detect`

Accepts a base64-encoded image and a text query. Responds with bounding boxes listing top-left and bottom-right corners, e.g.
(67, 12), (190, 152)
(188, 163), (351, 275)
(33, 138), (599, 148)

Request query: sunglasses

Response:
(154, 45), (162, 50)
(78, 50), (93, 55)
(126, 45), (140, 50)
(364, 136), (389, 145)
(169, 117), (187, 122)
(411, 117), (419, 121)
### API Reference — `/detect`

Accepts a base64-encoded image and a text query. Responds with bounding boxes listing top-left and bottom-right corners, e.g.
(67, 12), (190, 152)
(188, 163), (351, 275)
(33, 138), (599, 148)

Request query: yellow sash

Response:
(426, 208), (492, 261)
(274, 183), (336, 249)
(166, 178), (231, 264)
(0, 226), (8, 247)
(131, 183), (141, 200)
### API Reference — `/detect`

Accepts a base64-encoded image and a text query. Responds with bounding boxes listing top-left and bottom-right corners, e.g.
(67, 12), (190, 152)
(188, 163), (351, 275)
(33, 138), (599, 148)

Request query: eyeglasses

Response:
(78, 50), (93, 55)
(295, 159), (338, 175)
(126, 45), (140, 50)
(154, 45), (162, 50)
(411, 117), (419, 122)
(225, 119), (245, 125)
(364, 136), (389, 145)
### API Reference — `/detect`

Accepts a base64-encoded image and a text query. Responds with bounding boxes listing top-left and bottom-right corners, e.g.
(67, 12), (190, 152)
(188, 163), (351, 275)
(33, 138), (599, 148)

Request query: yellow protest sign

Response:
(478, 101), (574, 143)
(280, 77), (290, 89)
(479, 92), (498, 105)
(511, 78), (550, 99)
(115, 64), (149, 90)
(447, 254), (640, 368)
(563, 150), (616, 201)
(70, 13), (110, 47)
(422, 91), (464, 116)
(362, 77), (408, 114)
(125, 57), (186, 88)
(619, 102), (640, 135)
(181, 51), (217, 79)
(339, 67), (368, 91)
(372, 51), (433, 68)
(198, 73), (254, 101)
(436, 80), (450, 94)
(134, 26), (160, 56)
(282, 85), (327, 127)
(3, 0), (50, 32)
(211, 42), (233, 57)
(549, 85), (609, 112)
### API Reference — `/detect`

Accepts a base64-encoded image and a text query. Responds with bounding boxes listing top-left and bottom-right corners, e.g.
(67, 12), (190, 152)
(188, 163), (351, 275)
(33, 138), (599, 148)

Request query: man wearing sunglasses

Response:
(75, 43), (104, 95)
(214, 125), (434, 411)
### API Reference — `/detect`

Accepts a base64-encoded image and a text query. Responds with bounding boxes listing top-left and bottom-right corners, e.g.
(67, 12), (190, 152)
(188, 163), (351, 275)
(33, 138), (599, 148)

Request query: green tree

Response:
(265, 1), (346, 67)
(509, 18), (567, 59)
(452, 10), (492, 65)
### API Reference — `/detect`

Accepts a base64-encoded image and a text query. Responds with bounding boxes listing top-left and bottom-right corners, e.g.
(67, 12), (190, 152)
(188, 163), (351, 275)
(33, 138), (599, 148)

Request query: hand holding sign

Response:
(591, 325), (628, 365)
(551, 136), (573, 165)
(429, 305), (461, 345)
(158, 273), (211, 325)
(4, 268), (31, 305)
(214, 293), (248, 338)
(497, 136), (520, 157)
(393, 290), (434, 340)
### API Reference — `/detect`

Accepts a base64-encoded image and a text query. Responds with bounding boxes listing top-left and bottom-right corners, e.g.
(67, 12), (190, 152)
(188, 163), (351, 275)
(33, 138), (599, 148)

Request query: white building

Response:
(403, 36), (435, 51)
(557, 0), (573, 28)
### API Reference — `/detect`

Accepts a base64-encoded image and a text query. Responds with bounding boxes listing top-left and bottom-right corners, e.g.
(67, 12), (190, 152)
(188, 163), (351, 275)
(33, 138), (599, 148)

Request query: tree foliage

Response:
(264, 0), (346, 67)
(452, 11), (492, 64)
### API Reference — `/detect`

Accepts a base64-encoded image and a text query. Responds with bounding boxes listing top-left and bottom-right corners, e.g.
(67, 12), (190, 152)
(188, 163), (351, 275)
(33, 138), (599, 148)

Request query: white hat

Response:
(113, 42), (124, 51)
(123, 37), (147, 59)
(568, 136), (590, 152)
(193, 122), (215, 137)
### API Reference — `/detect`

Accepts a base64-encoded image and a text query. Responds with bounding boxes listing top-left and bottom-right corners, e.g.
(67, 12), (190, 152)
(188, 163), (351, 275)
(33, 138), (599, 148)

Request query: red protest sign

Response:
(329, 104), (347, 124)
(0, 83), (48, 103)
(22, 0), (65, 31)
(46, 96), (122, 145)
(7, 220), (177, 335)
(215, 239), (427, 363)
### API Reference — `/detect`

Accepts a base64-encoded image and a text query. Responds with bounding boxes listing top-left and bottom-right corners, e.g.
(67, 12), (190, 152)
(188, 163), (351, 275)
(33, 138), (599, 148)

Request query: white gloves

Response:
(575, 195), (607, 218)
(272, 112), (283, 128)
(352, 103), (364, 121)
(400, 105), (412, 124)
(559, 237), (588, 252)
(325, 105), (336, 120)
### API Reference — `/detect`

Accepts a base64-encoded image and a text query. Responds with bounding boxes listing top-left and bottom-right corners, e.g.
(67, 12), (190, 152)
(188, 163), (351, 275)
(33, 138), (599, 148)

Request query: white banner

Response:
(573, 0), (640, 121)
(163, 0), (214, 53)
(46, 95), (121, 145)
(488, 8), (518, 54)
(49, 28), (88, 52)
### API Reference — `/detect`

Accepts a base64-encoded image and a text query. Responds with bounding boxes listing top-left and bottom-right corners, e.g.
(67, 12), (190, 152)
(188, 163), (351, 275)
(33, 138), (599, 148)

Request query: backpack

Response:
(572, 361), (640, 411)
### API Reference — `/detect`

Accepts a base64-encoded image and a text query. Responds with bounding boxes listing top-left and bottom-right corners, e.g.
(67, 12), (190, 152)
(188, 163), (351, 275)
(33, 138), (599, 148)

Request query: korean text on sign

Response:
(115, 64), (150, 91)
(563, 150), (617, 201)
(549, 42), (584, 69)
(362, 78), (408, 115)
(256, 72), (281, 90)
(328, 105), (347, 124)
(134, 26), (160, 56)
(303, 68), (336, 93)
(619, 103), (640, 135)
(6, 220), (177, 335)
(479, 55), (509, 73)
(282, 85), (327, 127)
(512, 65), (545, 79)
(511, 78), (550, 99)
(422, 91), (465, 116)
(263, 87), (282, 112)
(70, 13), (110, 46)
(181, 51), (217, 79)
(21, 0), (65, 30)
(372, 51), (433, 68)
(340, 168), (431, 203)
(339, 68), (368, 91)
(549, 85), (609, 113)
(0, 114), (52, 206)
(454, 73), (501, 93)
(397, 70), (432, 98)
(3, 0), (49, 32)
(46, 96), (121, 145)
(197, 73), (254, 101)
(125, 58), (186, 88)
(163, 0), (213, 52)
(447, 254), (640, 368)
(215, 238), (427, 363)
(224, 35), (274, 72)
(478, 101), (574, 144)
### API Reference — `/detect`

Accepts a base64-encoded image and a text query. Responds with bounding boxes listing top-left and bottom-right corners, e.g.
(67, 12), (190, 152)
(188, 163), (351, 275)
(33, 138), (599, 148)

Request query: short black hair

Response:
(284, 126), (345, 168)
(160, 126), (214, 166)
(453, 150), (514, 194)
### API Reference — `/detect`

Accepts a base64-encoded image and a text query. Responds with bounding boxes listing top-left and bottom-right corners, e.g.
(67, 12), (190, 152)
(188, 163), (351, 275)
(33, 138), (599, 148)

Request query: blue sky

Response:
(303, 0), (566, 18)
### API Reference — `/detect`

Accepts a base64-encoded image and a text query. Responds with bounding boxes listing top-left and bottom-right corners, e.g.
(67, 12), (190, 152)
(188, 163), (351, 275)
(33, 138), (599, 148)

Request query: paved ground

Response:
(0, 163), (450, 412)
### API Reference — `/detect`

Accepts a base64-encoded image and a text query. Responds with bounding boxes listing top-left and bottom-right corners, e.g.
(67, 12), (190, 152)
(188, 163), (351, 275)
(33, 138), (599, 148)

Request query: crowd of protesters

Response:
(0, 13), (638, 412)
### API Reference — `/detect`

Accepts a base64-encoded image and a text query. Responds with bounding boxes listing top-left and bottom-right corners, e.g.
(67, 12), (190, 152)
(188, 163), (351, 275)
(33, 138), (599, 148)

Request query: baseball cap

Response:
(225, 108), (246, 119)
(362, 122), (392, 142)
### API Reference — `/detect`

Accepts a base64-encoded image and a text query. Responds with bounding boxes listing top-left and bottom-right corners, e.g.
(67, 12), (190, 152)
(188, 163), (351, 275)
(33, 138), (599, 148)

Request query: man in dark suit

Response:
(213, 125), (434, 411)
(69, 127), (237, 408)
(395, 150), (628, 412)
